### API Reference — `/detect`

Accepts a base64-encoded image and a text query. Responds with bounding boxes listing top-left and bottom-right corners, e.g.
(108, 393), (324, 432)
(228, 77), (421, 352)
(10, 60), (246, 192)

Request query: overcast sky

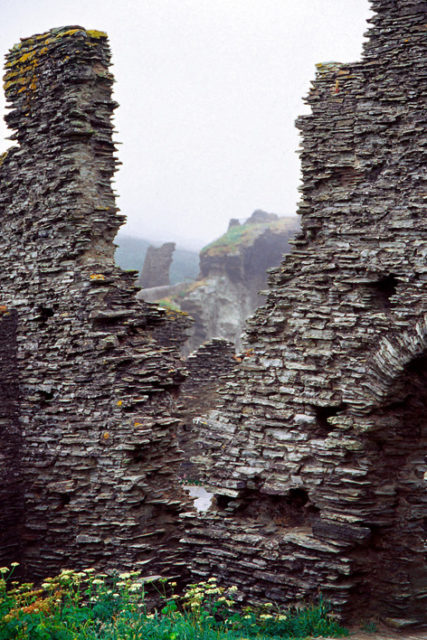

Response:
(1, 0), (372, 249)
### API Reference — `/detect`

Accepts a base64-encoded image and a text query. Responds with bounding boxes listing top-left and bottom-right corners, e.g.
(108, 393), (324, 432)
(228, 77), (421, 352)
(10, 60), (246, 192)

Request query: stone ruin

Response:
(138, 242), (176, 289)
(0, 0), (426, 629)
(188, 0), (427, 626)
(0, 26), (192, 580)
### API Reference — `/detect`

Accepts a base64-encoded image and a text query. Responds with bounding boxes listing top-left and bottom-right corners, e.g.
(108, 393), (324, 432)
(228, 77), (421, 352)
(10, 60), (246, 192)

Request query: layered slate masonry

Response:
(0, 27), (191, 580)
(186, 0), (427, 626)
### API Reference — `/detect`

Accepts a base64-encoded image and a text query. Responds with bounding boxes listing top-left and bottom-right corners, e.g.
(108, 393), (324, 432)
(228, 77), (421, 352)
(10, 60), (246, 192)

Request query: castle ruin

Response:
(0, 26), (191, 580)
(0, 0), (426, 629)
(188, 0), (427, 626)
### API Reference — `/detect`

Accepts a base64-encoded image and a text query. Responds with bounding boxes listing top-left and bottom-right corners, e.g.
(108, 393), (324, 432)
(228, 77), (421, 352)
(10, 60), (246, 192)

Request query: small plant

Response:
(361, 620), (378, 633)
(0, 564), (348, 639)
(157, 297), (181, 312)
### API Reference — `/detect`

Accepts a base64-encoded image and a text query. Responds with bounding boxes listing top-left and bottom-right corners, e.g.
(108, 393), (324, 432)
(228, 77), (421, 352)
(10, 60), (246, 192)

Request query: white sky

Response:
(1, 0), (372, 249)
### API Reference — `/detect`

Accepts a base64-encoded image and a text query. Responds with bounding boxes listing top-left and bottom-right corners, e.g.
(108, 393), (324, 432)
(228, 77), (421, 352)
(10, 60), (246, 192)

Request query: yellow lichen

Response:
(86, 30), (107, 39)
(56, 29), (83, 38)
(17, 50), (37, 64)
(90, 273), (105, 281)
(0, 152), (7, 168)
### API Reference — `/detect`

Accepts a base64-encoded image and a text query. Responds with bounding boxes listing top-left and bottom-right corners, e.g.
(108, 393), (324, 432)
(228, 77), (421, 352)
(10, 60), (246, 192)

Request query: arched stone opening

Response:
(347, 351), (427, 624)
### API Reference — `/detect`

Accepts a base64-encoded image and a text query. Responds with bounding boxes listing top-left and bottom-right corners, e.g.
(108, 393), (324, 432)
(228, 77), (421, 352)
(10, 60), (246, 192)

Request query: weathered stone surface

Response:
(177, 338), (237, 478)
(188, 0), (427, 625)
(0, 26), (191, 580)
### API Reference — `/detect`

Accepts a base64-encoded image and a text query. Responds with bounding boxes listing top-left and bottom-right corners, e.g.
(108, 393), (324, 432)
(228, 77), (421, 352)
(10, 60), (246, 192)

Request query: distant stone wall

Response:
(0, 27), (191, 580)
(138, 242), (176, 288)
(187, 0), (427, 626)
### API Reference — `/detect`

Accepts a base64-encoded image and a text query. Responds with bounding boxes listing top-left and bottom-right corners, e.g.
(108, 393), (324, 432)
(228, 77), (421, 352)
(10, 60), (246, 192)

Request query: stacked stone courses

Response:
(186, 0), (427, 626)
(0, 27), (191, 580)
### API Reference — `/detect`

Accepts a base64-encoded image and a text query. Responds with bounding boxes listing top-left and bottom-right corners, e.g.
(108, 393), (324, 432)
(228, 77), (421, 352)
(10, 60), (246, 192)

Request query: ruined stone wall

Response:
(177, 338), (237, 478)
(186, 0), (427, 626)
(138, 242), (176, 288)
(0, 27), (191, 580)
(0, 308), (22, 566)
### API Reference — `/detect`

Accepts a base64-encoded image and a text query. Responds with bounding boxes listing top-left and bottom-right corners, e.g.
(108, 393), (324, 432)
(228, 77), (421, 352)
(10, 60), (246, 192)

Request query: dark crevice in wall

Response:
(366, 274), (398, 310)
(216, 488), (320, 530)
(313, 404), (348, 433)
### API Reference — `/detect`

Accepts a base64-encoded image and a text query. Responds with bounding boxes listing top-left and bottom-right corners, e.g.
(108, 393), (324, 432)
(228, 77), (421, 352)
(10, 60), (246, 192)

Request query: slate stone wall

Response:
(177, 338), (237, 479)
(0, 27), (191, 580)
(186, 0), (427, 625)
(0, 309), (22, 567)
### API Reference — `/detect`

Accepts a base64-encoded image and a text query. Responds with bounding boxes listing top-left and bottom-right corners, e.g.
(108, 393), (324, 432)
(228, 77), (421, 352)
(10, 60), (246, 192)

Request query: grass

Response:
(201, 218), (294, 258)
(0, 564), (348, 640)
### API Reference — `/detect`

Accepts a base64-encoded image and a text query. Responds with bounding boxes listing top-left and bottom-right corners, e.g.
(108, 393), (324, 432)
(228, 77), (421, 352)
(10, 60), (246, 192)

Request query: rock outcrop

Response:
(185, 0), (427, 626)
(138, 242), (176, 288)
(0, 27), (191, 580)
(138, 212), (299, 353)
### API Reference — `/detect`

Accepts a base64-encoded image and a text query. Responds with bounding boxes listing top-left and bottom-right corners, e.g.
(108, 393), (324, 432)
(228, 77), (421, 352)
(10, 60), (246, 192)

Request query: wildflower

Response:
(169, 581), (177, 587)
(10, 562), (19, 567)
(277, 614), (287, 621)
(243, 614), (252, 619)
(259, 614), (273, 620)
(92, 578), (104, 585)
(129, 584), (142, 592)
(207, 577), (217, 583)
(228, 585), (238, 593)
(0, 568), (9, 574)
(217, 596), (227, 602)
(116, 581), (127, 587)
(263, 602), (273, 608)
(118, 572), (132, 579)
(85, 568), (96, 573)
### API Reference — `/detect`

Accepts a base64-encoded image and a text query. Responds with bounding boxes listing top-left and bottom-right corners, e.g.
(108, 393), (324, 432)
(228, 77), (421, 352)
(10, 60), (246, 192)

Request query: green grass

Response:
(201, 219), (295, 258)
(0, 565), (348, 640)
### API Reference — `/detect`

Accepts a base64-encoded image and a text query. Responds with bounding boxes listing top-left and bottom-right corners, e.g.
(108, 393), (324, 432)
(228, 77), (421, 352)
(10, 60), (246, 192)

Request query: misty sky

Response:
(1, 0), (372, 249)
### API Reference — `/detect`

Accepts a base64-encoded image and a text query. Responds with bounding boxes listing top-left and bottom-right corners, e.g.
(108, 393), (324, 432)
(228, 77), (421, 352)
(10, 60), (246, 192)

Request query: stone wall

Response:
(177, 338), (237, 479)
(0, 27), (191, 580)
(187, 0), (427, 626)
(0, 309), (22, 567)
(138, 242), (176, 288)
